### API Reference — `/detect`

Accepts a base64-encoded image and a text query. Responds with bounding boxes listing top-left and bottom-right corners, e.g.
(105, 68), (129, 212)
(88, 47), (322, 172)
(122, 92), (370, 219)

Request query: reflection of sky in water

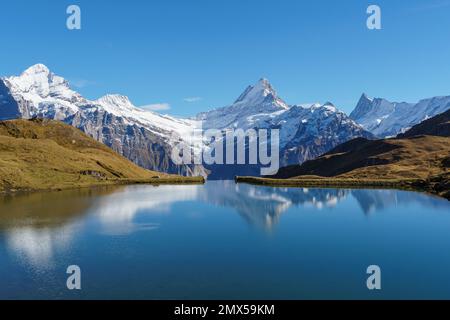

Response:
(6, 225), (77, 270)
(0, 181), (449, 299)
(2, 183), (449, 268)
(92, 185), (200, 235)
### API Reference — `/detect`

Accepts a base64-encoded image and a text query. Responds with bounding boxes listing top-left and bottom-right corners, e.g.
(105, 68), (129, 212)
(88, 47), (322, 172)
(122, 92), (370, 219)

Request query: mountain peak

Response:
(350, 93), (377, 121)
(98, 94), (130, 101)
(359, 93), (373, 102)
(22, 64), (51, 76)
(257, 77), (270, 86)
(95, 94), (135, 110)
(233, 78), (288, 109)
(4, 64), (79, 102)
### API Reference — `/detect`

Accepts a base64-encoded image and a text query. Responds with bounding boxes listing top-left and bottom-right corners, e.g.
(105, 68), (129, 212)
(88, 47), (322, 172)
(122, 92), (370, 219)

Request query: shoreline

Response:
(235, 176), (450, 201)
(0, 176), (205, 196)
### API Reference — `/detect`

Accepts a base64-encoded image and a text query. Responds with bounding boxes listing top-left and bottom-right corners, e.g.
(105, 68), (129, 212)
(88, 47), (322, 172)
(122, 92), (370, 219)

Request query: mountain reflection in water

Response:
(1, 182), (447, 235)
(1, 181), (449, 299)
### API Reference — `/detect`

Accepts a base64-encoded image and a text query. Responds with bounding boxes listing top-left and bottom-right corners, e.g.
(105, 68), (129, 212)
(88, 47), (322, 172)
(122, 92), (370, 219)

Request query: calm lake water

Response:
(0, 181), (449, 300)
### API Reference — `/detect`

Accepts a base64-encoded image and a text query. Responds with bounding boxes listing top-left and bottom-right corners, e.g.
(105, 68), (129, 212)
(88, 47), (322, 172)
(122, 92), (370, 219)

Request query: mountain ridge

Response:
(350, 93), (450, 138)
(6, 64), (447, 178)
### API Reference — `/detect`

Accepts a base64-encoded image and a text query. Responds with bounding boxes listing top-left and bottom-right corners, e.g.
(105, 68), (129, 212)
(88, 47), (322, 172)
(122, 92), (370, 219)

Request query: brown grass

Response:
(237, 135), (450, 200)
(0, 119), (204, 193)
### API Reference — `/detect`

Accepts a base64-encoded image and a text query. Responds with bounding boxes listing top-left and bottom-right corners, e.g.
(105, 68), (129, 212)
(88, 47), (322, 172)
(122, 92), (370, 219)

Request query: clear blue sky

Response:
(1, 0), (450, 116)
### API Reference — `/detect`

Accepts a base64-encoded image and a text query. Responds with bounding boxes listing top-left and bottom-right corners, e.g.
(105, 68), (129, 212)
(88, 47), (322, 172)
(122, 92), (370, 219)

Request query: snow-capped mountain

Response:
(350, 93), (450, 138)
(198, 78), (289, 130)
(0, 64), (372, 178)
(198, 79), (373, 178)
(1, 64), (86, 120)
(0, 64), (206, 176)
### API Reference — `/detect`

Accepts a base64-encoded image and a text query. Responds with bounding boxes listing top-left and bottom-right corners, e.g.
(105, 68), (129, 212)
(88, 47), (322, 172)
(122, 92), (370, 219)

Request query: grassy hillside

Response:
(272, 135), (449, 181)
(0, 118), (203, 193)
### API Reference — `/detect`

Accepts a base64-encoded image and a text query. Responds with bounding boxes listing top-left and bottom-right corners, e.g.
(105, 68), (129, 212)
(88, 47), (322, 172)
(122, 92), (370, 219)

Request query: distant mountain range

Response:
(1, 64), (449, 178)
(350, 93), (450, 138)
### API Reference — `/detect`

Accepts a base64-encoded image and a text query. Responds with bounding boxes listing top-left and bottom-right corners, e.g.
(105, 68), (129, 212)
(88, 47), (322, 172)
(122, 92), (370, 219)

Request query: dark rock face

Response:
(0, 80), (21, 121)
(397, 109), (450, 139)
